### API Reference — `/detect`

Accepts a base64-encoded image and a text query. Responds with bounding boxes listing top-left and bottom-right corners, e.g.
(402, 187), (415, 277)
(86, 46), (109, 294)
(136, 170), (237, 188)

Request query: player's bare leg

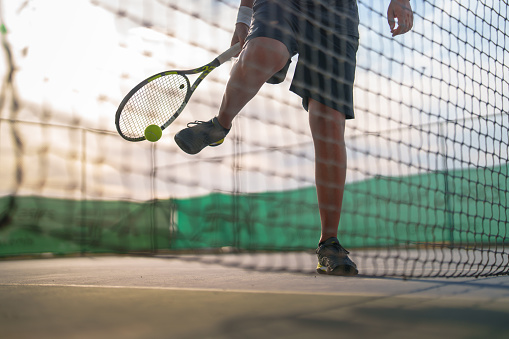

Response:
(308, 99), (347, 243)
(310, 99), (357, 275)
(216, 37), (290, 129)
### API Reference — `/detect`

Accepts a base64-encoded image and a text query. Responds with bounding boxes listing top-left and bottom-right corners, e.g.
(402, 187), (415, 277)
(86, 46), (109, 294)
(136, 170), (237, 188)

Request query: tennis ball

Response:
(144, 124), (162, 142)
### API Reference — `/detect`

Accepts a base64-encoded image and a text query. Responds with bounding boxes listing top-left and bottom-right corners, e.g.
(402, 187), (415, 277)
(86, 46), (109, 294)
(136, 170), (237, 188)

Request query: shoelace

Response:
(186, 120), (207, 128)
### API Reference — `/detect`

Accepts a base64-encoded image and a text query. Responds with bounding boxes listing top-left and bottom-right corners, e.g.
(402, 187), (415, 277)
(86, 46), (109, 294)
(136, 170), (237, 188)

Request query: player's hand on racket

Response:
(231, 23), (249, 53)
(387, 0), (414, 37)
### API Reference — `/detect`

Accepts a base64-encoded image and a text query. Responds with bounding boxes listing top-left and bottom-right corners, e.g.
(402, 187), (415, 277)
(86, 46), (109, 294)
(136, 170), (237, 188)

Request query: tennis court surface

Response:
(1, 1), (508, 338)
(1, 254), (508, 339)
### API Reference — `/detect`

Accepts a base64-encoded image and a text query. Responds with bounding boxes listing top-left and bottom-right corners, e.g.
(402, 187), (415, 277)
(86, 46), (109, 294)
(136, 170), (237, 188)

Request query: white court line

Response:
(0, 282), (387, 298)
(2, 282), (507, 302)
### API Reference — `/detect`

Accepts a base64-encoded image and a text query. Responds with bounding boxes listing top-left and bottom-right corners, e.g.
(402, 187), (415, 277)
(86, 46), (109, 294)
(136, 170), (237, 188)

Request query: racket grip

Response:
(216, 43), (242, 65)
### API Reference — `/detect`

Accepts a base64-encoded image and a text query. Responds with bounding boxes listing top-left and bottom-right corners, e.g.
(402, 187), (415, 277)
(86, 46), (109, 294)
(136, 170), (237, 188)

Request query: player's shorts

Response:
(245, 0), (360, 119)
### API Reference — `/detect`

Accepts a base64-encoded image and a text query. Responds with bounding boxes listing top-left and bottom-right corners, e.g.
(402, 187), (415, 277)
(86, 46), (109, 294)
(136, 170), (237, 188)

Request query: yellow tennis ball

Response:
(144, 124), (162, 142)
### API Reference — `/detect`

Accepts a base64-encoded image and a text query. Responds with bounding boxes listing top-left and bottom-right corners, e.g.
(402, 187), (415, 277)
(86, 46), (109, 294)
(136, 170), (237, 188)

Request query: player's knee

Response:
(309, 100), (346, 139)
(241, 38), (289, 77)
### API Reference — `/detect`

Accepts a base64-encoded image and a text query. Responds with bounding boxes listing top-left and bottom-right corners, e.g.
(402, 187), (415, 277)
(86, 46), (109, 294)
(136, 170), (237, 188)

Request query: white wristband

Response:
(236, 6), (253, 26)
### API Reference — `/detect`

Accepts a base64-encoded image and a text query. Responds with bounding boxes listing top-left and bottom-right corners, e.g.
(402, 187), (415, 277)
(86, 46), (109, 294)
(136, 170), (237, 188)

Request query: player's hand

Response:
(387, 0), (413, 37)
(231, 23), (250, 56)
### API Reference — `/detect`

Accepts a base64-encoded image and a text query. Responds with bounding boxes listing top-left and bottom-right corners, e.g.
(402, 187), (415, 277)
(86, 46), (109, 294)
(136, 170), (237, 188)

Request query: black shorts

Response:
(245, 0), (360, 119)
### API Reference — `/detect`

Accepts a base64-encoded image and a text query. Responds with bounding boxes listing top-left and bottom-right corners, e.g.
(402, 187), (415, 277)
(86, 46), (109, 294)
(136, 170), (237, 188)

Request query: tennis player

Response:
(175, 0), (414, 275)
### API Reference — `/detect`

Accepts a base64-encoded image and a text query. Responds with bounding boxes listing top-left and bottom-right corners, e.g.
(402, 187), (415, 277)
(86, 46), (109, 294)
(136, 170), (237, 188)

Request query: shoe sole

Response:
(209, 138), (224, 147)
(316, 264), (358, 276)
(174, 135), (224, 154)
(174, 135), (199, 155)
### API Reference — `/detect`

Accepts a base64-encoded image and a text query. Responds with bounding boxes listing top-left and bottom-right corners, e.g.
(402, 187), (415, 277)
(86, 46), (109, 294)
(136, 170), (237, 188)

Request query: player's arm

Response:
(231, 0), (254, 49)
(387, 0), (414, 36)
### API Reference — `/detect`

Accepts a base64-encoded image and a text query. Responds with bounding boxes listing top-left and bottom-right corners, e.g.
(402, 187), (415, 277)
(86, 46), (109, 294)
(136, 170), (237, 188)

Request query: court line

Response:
(0, 282), (386, 298)
(2, 282), (508, 302)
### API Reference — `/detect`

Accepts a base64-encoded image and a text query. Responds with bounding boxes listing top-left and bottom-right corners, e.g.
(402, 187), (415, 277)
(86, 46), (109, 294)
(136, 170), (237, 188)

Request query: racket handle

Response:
(216, 42), (242, 65)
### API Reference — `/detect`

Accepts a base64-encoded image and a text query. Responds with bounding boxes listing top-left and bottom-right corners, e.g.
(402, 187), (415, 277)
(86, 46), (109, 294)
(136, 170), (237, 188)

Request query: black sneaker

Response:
(174, 117), (230, 155)
(316, 237), (358, 276)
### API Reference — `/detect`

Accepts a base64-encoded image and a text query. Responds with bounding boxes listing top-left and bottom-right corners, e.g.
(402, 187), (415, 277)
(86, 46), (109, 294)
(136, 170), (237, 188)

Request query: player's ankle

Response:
(215, 116), (232, 130)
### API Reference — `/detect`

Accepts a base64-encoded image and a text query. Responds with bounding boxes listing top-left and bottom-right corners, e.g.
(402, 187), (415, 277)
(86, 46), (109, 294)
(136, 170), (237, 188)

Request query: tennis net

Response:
(0, 0), (507, 277)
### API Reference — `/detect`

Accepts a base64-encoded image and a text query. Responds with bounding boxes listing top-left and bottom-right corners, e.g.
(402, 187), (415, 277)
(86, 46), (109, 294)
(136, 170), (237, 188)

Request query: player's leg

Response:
(308, 99), (347, 244)
(286, 0), (359, 275)
(309, 99), (358, 276)
(174, 37), (289, 154)
(175, 0), (295, 155)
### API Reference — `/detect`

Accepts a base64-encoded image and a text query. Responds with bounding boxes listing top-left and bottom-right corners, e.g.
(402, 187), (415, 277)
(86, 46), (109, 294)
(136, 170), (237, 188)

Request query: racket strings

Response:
(118, 74), (189, 139)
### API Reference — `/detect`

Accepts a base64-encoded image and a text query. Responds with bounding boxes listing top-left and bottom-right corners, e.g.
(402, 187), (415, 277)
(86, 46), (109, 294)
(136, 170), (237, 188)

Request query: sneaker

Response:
(174, 117), (230, 155)
(316, 237), (358, 276)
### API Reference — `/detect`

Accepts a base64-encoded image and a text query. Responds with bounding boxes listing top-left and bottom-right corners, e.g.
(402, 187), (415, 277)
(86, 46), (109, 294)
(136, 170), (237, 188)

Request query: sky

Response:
(0, 0), (507, 201)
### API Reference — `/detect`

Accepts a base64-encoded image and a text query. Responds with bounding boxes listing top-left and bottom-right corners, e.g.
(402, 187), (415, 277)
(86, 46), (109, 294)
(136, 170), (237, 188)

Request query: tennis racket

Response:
(115, 43), (241, 142)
